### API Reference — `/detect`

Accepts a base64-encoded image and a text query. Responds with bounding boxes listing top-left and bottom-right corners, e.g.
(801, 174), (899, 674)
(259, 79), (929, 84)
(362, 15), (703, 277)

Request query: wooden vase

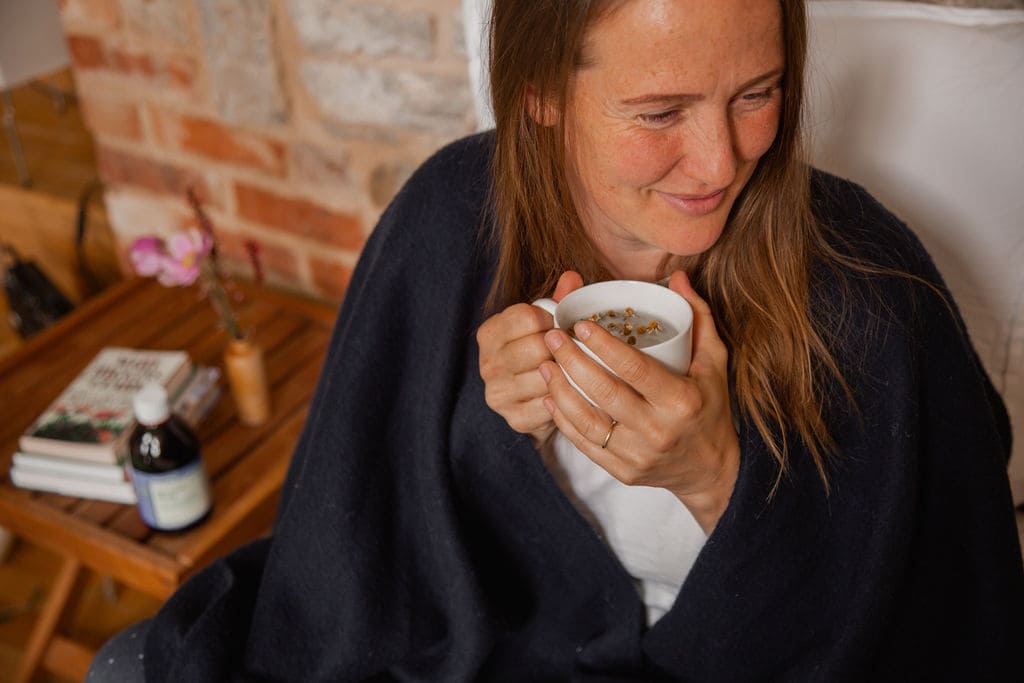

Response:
(223, 338), (270, 426)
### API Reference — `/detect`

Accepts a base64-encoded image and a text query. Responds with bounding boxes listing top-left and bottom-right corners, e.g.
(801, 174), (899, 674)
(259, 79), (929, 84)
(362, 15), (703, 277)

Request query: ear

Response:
(526, 84), (560, 127)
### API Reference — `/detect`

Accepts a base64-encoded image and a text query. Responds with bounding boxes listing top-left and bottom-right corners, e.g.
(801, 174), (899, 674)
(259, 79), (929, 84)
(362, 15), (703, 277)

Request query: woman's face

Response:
(564, 0), (785, 280)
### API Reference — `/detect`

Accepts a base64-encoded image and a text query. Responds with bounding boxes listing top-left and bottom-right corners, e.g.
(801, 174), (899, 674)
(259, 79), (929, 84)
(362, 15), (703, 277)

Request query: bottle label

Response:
(132, 460), (211, 530)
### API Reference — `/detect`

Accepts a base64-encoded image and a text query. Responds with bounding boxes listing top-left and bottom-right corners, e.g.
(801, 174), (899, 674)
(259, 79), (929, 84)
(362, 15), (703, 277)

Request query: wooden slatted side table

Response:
(0, 277), (336, 682)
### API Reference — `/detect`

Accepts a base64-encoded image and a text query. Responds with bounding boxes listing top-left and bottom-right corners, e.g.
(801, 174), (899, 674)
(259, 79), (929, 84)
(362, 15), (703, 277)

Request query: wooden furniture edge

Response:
(42, 634), (95, 682)
(0, 278), (143, 376)
(0, 493), (182, 598)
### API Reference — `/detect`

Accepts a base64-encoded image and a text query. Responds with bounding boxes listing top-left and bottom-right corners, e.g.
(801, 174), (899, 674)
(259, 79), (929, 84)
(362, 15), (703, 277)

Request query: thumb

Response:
(667, 270), (725, 363)
(552, 270), (584, 302)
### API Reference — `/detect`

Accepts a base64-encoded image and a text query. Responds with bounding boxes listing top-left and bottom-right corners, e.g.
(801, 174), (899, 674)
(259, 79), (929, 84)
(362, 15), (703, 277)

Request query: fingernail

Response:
(574, 322), (591, 340)
(545, 330), (563, 350)
(539, 364), (552, 382)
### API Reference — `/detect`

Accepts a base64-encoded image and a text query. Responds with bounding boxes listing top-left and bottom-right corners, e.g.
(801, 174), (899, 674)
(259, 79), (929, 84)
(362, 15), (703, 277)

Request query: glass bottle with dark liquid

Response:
(129, 382), (212, 531)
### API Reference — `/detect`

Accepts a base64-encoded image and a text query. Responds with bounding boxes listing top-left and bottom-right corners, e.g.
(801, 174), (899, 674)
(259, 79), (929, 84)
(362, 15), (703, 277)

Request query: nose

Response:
(675, 110), (737, 191)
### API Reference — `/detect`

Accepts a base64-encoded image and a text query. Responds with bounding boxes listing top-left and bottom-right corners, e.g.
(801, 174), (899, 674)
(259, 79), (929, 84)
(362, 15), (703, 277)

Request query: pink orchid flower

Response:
(127, 217), (245, 340)
(158, 229), (213, 286)
(128, 237), (167, 277)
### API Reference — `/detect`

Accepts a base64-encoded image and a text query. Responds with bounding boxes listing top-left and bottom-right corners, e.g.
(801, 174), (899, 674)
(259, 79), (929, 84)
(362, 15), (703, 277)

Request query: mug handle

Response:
(532, 298), (557, 317)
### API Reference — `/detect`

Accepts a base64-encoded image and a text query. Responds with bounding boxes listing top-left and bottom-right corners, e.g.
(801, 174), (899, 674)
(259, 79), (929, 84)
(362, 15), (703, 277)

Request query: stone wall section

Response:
(58, 0), (472, 302)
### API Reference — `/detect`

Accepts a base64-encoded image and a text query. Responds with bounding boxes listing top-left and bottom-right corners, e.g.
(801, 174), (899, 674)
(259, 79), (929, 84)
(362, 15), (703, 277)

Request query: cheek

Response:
(591, 131), (678, 190)
(735, 108), (781, 162)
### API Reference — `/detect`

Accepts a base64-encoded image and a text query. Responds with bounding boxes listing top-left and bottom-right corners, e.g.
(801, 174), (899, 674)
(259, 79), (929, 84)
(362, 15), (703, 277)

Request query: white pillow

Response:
(806, 1), (1024, 503)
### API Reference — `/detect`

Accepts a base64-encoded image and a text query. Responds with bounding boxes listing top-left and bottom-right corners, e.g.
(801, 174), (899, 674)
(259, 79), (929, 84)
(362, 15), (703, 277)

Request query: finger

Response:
(667, 271), (728, 368)
(539, 360), (617, 452)
(484, 366), (550, 407)
(495, 332), (557, 376)
(564, 320), (711, 460)
(504, 394), (557, 435)
(543, 326), (647, 417)
(552, 270), (584, 302)
(562, 319), (690, 410)
(541, 377), (630, 482)
(477, 303), (554, 358)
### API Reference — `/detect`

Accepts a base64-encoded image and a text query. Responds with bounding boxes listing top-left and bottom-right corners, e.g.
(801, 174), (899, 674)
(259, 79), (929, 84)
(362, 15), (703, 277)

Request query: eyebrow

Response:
(619, 68), (785, 107)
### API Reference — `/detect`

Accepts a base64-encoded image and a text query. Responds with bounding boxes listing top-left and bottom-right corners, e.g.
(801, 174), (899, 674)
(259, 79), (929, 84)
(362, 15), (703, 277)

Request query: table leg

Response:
(0, 525), (13, 562)
(14, 554), (85, 683)
(1, 90), (32, 187)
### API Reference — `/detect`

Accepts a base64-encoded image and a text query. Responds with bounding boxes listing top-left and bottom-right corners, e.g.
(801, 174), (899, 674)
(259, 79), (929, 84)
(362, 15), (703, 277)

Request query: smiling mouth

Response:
(656, 188), (727, 216)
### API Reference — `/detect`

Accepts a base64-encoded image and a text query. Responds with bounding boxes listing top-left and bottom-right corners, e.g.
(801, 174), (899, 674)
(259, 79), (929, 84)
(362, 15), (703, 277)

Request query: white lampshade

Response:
(0, 0), (70, 89)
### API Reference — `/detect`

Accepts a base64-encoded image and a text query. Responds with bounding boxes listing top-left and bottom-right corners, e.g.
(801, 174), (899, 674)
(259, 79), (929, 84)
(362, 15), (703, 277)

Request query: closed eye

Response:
(742, 88), (774, 101)
(637, 109), (680, 125)
(734, 86), (779, 110)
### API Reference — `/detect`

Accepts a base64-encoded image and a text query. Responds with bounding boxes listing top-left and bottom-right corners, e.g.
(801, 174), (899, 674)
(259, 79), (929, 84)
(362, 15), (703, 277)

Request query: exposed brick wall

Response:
(58, 0), (473, 303)
(58, 0), (1019, 303)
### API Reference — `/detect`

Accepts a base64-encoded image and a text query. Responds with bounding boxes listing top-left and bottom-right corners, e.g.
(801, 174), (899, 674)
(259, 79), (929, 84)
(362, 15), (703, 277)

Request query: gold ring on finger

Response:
(601, 419), (618, 449)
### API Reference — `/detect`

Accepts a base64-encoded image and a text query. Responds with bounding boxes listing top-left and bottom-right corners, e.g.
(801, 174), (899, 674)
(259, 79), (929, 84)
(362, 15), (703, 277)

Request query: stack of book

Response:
(8, 347), (222, 504)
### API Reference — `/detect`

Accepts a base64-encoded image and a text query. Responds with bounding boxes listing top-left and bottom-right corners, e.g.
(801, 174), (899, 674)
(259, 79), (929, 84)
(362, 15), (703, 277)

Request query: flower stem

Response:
(201, 259), (242, 339)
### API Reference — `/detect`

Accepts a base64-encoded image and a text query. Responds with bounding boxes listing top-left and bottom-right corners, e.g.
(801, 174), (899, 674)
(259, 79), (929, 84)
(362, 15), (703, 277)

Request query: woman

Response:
(91, 0), (1022, 680)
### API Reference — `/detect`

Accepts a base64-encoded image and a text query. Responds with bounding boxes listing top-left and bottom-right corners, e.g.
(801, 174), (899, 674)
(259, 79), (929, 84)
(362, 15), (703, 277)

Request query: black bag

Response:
(1, 243), (75, 339)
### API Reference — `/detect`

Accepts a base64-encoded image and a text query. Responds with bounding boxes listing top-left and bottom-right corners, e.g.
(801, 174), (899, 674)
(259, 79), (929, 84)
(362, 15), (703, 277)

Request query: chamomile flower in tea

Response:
(575, 308), (678, 349)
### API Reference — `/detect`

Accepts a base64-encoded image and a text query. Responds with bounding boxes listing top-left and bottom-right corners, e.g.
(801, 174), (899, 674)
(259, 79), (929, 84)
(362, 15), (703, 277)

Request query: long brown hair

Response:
(487, 0), (846, 489)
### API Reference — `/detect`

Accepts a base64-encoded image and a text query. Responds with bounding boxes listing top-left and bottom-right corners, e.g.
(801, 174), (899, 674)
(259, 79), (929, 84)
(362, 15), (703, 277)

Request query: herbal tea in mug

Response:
(533, 280), (693, 404)
(571, 307), (679, 349)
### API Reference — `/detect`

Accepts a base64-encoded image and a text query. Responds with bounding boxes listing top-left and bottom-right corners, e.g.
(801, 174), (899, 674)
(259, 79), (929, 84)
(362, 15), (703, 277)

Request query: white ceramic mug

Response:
(533, 280), (693, 403)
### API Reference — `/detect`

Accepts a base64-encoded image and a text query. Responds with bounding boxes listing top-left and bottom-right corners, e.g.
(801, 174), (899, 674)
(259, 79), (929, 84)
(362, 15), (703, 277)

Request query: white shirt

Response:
(542, 432), (707, 625)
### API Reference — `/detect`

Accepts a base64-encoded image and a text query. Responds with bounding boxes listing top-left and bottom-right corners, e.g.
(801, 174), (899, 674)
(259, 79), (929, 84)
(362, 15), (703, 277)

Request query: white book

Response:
(12, 451), (129, 482)
(9, 466), (137, 504)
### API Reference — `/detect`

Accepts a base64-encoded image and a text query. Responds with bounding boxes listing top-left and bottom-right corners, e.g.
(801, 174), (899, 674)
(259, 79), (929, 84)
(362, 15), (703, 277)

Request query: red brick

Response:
(150, 110), (286, 176)
(234, 183), (364, 251)
(96, 146), (215, 206)
(217, 232), (300, 284)
(66, 34), (108, 70)
(164, 55), (197, 89)
(310, 257), (353, 302)
(79, 97), (142, 141)
(109, 48), (155, 77)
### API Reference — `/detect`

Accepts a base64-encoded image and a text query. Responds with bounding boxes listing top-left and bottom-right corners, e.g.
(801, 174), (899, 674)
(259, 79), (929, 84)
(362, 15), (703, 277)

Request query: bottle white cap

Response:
(133, 382), (170, 426)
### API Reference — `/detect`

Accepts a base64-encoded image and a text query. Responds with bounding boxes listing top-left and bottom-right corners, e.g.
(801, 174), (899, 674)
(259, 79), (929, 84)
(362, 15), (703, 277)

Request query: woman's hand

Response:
(538, 271), (739, 534)
(477, 272), (584, 447)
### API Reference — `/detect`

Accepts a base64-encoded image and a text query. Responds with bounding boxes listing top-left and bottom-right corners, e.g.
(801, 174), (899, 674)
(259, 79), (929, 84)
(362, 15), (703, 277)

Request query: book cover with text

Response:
(19, 347), (192, 464)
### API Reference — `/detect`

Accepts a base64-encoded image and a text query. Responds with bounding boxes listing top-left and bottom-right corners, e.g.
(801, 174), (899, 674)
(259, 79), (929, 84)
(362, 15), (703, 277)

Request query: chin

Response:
(654, 221), (727, 258)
